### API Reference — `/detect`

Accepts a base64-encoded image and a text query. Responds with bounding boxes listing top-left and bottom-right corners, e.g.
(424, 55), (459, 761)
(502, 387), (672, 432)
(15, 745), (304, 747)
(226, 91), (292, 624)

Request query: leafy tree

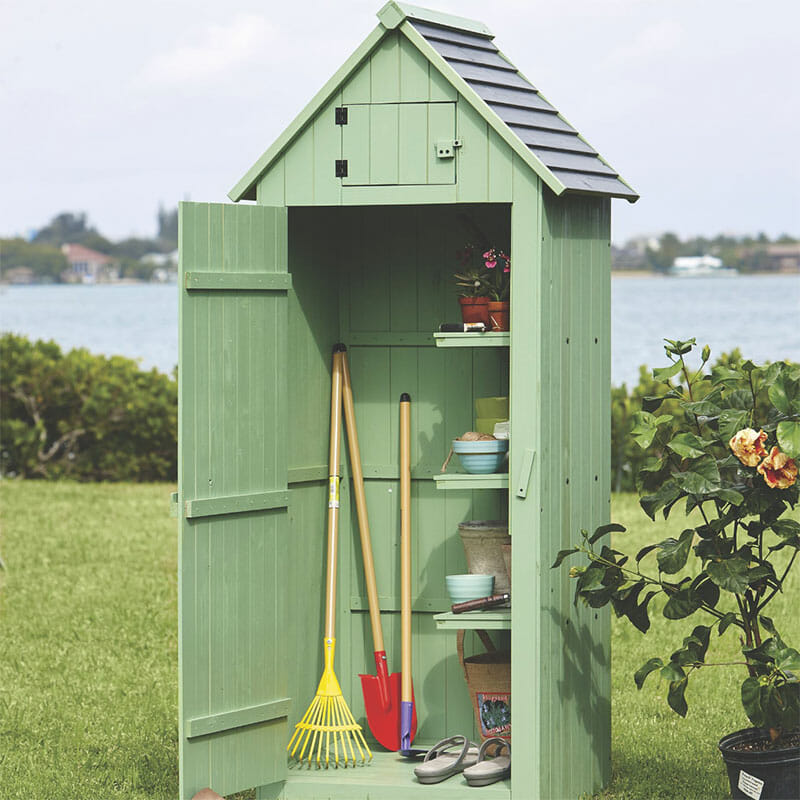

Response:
(157, 205), (178, 246)
(0, 238), (68, 282)
(0, 334), (177, 481)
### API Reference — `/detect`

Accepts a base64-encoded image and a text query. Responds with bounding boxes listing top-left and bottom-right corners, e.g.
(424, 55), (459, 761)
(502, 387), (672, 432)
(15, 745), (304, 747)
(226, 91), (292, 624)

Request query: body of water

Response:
(1, 275), (798, 386)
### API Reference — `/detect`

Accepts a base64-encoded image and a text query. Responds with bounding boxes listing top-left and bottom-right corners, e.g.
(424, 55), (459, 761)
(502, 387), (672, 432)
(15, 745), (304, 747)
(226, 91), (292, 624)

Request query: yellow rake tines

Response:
(287, 637), (372, 767)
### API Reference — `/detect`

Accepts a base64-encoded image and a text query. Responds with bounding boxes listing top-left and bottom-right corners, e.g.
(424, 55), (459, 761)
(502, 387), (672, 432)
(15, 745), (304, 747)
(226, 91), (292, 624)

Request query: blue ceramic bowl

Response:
(445, 574), (495, 604)
(452, 438), (509, 474)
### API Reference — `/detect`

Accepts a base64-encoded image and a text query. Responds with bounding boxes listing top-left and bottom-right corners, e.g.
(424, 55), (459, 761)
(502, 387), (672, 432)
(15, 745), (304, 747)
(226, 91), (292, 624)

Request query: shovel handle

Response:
(400, 393), (412, 704)
(340, 347), (385, 653)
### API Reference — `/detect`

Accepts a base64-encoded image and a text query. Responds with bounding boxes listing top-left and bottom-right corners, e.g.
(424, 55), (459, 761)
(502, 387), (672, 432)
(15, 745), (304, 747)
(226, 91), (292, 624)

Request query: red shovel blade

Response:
(360, 670), (417, 751)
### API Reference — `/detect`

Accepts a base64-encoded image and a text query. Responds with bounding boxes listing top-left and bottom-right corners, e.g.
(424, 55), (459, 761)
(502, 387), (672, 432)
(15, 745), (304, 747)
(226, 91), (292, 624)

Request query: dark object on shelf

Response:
(719, 727), (800, 800)
(439, 322), (487, 332)
(451, 593), (510, 614)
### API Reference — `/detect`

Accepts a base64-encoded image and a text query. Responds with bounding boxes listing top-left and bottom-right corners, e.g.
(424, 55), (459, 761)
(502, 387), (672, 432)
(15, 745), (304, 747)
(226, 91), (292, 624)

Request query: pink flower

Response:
(485, 260), (497, 269)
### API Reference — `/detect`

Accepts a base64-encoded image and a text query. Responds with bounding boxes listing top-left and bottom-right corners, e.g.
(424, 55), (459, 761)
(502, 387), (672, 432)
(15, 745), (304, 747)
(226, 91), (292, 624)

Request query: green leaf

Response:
(653, 360), (684, 382)
(657, 529), (694, 574)
(681, 400), (721, 417)
(664, 338), (696, 357)
(675, 456), (721, 495)
(640, 480), (682, 521)
(631, 411), (658, 450)
(634, 657), (663, 689)
(777, 420), (800, 459)
(636, 544), (658, 562)
(741, 677), (764, 726)
(776, 647), (800, 673)
(707, 556), (750, 593)
(718, 612), (738, 635)
(588, 522), (626, 544)
(552, 548), (579, 569)
(667, 432), (708, 460)
(667, 678), (689, 717)
(718, 409), (750, 442)
(660, 662), (685, 683)
(691, 574), (720, 610)
(772, 519), (800, 539)
(663, 586), (701, 620)
(769, 375), (800, 415)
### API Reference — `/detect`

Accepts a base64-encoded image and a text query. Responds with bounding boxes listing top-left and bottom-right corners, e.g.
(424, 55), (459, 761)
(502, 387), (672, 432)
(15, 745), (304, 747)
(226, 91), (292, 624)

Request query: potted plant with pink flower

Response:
(554, 339), (800, 799)
(453, 244), (491, 325)
(482, 248), (511, 330)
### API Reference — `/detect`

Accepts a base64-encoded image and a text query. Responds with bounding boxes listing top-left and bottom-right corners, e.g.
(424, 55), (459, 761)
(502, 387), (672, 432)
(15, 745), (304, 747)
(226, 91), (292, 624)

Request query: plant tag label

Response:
(738, 770), (764, 800)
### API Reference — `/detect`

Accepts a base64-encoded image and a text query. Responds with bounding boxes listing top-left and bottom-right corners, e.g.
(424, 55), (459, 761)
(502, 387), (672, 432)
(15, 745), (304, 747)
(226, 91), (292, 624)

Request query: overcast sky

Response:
(2, 0), (798, 244)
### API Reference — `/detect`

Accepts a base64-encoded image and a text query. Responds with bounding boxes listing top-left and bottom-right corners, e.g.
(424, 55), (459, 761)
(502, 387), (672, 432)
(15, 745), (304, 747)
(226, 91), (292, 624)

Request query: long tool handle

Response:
(341, 347), (391, 710)
(399, 393), (414, 748)
(324, 346), (345, 641)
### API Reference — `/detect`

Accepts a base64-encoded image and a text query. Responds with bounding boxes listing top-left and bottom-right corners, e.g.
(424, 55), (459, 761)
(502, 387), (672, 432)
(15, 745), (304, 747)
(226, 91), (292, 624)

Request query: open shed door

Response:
(177, 202), (290, 799)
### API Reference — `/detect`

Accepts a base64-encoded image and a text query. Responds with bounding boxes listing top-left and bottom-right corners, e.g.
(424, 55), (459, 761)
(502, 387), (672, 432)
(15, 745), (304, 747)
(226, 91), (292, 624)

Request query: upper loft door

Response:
(177, 202), (291, 799)
(341, 102), (457, 186)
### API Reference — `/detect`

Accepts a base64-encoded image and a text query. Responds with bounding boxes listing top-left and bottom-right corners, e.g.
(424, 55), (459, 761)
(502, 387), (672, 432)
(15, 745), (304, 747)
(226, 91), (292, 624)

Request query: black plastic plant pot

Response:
(718, 728), (800, 800)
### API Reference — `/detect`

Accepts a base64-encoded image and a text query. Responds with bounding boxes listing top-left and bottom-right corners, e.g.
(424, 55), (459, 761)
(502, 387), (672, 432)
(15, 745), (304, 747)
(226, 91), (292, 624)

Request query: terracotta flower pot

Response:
(459, 296), (490, 325)
(487, 301), (510, 331)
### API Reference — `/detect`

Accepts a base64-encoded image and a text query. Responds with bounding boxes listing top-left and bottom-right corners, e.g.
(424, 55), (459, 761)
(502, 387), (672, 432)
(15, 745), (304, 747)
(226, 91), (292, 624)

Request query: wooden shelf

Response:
(434, 609), (511, 630)
(432, 473), (509, 490)
(433, 331), (510, 347)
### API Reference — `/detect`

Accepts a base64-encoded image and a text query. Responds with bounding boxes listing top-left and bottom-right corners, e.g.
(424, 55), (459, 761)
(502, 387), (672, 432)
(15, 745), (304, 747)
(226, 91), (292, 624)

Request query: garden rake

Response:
(287, 344), (371, 768)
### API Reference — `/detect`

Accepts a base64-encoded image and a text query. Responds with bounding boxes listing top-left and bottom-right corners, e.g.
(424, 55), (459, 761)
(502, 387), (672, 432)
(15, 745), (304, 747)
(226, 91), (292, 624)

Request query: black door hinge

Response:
(335, 107), (348, 125)
(335, 159), (348, 178)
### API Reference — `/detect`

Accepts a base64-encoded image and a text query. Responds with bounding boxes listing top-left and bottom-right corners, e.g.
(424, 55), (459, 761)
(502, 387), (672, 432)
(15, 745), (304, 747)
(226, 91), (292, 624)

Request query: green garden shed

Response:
(176, 3), (638, 798)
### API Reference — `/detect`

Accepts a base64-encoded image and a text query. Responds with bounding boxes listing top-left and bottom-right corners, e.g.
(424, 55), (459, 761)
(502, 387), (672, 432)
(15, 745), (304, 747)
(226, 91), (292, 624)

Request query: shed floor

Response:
(277, 751), (511, 799)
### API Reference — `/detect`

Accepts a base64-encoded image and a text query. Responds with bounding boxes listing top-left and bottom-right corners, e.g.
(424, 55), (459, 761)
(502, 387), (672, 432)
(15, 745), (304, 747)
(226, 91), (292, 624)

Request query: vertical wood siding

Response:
(255, 33), (514, 207)
(531, 187), (612, 799)
(178, 203), (290, 798)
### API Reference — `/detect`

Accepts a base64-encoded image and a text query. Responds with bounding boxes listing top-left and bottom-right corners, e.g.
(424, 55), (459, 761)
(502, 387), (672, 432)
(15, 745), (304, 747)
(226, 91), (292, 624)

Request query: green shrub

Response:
(611, 348), (756, 491)
(0, 333), (177, 481)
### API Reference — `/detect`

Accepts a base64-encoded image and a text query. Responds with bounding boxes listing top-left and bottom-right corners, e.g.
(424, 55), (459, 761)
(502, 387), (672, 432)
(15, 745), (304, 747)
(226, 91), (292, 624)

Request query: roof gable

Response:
(230, 2), (637, 203)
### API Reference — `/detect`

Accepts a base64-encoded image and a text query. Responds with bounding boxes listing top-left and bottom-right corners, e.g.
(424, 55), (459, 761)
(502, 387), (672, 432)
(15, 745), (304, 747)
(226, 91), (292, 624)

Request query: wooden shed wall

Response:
(526, 187), (612, 799)
(255, 30), (514, 206)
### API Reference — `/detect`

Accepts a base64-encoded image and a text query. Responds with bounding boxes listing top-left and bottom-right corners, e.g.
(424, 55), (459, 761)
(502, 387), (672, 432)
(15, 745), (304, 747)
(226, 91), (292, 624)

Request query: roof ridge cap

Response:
(377, 1), (493, 38)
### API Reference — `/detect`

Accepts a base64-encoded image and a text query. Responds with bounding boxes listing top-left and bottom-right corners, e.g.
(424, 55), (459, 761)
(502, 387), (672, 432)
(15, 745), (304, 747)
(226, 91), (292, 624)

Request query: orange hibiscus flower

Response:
(729, 428), (768, 467)
(757, 446), (798, 489)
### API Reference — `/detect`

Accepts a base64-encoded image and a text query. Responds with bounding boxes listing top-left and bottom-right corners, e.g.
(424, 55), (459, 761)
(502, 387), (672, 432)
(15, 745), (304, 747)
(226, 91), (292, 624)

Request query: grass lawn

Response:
(0, 481), (797, 799)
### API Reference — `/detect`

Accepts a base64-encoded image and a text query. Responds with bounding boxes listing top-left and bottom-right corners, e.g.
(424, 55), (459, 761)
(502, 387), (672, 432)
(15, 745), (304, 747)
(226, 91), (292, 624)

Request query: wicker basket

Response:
(457, 629), (511, 741)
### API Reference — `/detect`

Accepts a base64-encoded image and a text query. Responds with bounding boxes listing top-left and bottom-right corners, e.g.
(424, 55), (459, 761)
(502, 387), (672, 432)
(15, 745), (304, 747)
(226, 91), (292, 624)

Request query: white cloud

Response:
(137, 14), (275, 88)
(607, 19), (684, 67)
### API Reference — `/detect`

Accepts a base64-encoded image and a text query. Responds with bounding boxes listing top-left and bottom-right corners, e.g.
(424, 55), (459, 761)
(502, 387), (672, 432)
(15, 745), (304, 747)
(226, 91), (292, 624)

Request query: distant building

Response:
(61, 243), (120, 283)
(766, 243), (800, 273)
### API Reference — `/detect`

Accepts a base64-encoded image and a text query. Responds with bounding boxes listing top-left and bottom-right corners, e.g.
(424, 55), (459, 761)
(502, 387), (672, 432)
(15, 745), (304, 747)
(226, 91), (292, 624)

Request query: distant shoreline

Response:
(611, 270), (799, 279)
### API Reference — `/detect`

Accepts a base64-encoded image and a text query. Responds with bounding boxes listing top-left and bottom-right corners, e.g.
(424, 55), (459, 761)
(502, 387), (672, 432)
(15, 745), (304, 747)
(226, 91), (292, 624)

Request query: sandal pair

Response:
(413, 735), (510, 786)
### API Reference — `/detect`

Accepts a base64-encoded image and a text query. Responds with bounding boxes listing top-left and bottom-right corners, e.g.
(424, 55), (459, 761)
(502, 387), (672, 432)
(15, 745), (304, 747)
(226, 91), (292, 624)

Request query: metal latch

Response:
(435, 139), (462, 159)
(335, 107), (348, 125)
(335, 159), (348, 178)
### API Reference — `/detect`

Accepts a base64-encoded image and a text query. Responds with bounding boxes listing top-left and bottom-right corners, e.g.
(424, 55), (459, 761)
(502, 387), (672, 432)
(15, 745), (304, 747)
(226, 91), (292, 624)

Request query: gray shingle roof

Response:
(410, 19), (638, 201)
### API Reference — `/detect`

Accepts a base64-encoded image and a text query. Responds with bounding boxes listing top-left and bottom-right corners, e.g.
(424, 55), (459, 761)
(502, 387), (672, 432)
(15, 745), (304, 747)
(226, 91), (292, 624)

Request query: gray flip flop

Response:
(463, 737), (511, 787)
(413, 735), (480, 784)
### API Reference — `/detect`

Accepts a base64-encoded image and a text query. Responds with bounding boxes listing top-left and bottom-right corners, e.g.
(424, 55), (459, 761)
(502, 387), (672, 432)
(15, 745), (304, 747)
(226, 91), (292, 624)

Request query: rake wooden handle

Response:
(324, 346), (345, 641)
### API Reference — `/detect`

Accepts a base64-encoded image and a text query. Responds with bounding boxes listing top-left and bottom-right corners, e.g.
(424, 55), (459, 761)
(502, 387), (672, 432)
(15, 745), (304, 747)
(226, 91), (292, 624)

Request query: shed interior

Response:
(283, 202), (512, 776)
